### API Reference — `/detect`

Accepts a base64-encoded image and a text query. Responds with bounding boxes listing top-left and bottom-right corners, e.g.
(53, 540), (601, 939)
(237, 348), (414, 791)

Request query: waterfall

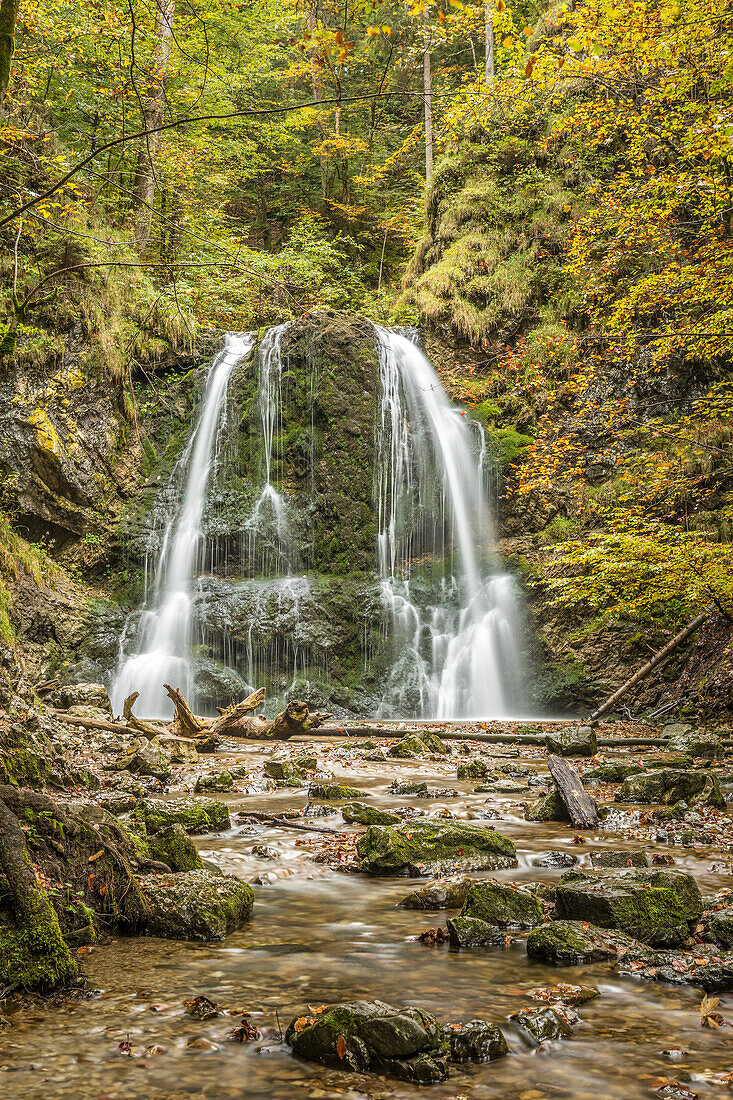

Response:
(374, 326), (525, 718)
(111, 333), (254, 719)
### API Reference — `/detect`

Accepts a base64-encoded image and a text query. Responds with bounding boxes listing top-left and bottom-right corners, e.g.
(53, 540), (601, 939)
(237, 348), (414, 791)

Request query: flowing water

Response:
(3, 741), (731, 1099)
(111, 334), (255, 719)
(375, 328), (525, 719)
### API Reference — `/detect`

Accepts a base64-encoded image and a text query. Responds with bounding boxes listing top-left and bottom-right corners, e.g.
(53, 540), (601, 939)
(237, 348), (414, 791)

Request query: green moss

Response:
(461, 880), (543, 928)
(357, 820), (517, 875)
(131, 797), (230, 834)
(0, 893), (79, 992)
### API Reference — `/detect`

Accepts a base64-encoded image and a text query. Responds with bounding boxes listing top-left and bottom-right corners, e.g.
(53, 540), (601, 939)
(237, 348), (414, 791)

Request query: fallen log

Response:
(547, 754), (599, 829)
(210, 687), (266, 736)
(165, 683), (207, 738)
(123, 692), (164, 738)
(265, 700), (332, 741)
(589, 607), (711, 721)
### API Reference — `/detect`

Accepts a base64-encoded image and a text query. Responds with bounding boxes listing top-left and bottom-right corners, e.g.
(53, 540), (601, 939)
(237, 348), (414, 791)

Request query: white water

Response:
(375, 326), (525, 719)
(111, 333), (254, 719)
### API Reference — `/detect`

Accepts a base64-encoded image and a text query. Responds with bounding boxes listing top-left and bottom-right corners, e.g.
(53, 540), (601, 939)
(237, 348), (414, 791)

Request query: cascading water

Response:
(110, 333), (254, 719)
(374, 326), (525, 718)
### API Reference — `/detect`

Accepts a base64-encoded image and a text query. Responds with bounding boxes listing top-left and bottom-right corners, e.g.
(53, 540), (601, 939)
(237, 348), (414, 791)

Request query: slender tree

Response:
(132, 0), (175, 247)
(0, 0), (20, 99)
(423, 15), (433, 179)
(484, 1), (494, 82)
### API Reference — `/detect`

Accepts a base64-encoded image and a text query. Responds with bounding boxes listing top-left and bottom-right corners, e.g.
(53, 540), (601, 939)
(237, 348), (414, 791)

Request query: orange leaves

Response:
(293, 1016), (313, 1033)
(336, 1035), (347, 1059)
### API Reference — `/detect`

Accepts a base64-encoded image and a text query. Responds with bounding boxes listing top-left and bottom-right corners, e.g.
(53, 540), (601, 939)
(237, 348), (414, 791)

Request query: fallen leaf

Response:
(336, 1035), (347, 1060)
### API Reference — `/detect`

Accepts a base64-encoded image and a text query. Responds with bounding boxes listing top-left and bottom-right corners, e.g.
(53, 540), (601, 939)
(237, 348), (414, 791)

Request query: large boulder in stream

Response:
(554, 868), (702, 946)
(356, 821), (517, 875)
(665, 730), (725, 759)
(399, 876), (475, 910)
(342, 802), (400, 826)
(526, 920), (618, 965)
(615, 768), (726, 809)
(509, 1006), (571, 1044)
(524, 788), (571, 823)
(545, 726), (597, 757)
(460, 880), (543, 928)
(285, 1000), (449, 1083)
(132, 797), (230, 834)
(140, 869), (254, 940)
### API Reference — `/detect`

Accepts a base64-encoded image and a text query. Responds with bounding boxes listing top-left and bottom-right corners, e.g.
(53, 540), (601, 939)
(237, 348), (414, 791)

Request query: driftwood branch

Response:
(589, 607), (711, 721)
(123, 692), (164, 738)
(164, 683), (207, 738)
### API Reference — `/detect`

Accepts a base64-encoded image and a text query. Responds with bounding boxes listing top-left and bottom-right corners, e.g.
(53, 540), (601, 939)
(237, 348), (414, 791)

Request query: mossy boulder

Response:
(554, 869), (702, 946)
(526, 920), (617, 965)
(145, 823), (204, 872)
(509, 1006), (571, 1044)
(293, 755), (318, 771)
(525, 788), (571, 823)
(132, 797), (230, 834)
(457, 760), (490, 779)
(309, 783), (367, 800)
(149, 734), (199, 764)
(447, 1020), (507, 1063)
(194, 770), (235, 793)
(666, 731), (724, 760)
(388, 735), (431, 758)
(264, 761), (305, 781)
(389, 780), (428, 796)
(399, 876), (474, 910)
(342, 802), (400, 826)
(545, 727), (597, 757)
(57, 682), (112, 715)
(139, 870), (254, 940)
(585, 762), (644, 783)
(460, 880), (543, 928)
(446, 916), (505, 947)
(357, 821), (517, 876)
(616, 769), (726, 809)
(591, 850), (650, 868)
(285, 1000), (449, 1084)
(0, 895), (80, 992)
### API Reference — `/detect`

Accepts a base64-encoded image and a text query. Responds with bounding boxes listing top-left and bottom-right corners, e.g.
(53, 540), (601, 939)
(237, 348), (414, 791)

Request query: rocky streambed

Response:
(2, 713), (733, 1100)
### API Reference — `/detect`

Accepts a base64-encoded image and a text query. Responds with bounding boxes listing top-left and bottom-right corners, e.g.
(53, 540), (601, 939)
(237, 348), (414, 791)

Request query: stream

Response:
(2, 739), (731, 1100)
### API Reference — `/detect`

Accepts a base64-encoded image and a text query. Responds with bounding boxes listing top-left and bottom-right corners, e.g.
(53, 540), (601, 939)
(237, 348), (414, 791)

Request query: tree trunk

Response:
(423, 17), (433, 180)
(266, 700), (331, 740)
(485, 2), (495, 83)
(0, 0), (20, 100)
(589, 607), (711, 721)
(547, 754), (599, 829)
(131, 0), (175, 247)
(0, 795), (79, 991)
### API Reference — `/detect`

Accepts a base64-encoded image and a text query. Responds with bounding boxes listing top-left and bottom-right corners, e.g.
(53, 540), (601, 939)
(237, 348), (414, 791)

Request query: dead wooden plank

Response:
(547, 753), (599, 829)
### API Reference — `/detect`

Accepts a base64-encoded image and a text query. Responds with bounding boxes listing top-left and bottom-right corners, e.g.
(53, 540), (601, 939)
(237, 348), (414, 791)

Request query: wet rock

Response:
(524, 788), (571, 823)
(420, 731), (448, 754)
(293, 755), (318, 771)
(585, 762), (644, 783)
(591, 850), (650, 868)
(146, 823), (204, 871)
(194, 770), (235, 793)
(526, 920), (617, 965)
(57, 682), (113, 715)
(251, 844), (279, 859)
(533, 983), (600, 1005)
(554, 868), (702, 946)
(342, 802), (400, 826)
(706, 907), (733, 949)
(132, 797), (231, 834)
(389, 780), (428, 796)
(150, 734), (199, 764)
(95, 791), (138, 815)
(446, 916), (505, 947)
(457, 760), (490, 779)
(616, 769), (726, 809)
(509, 1006), (571, 1044)
(661, 722), (694, 740)
(357, 821), (517, 875)
(491, 779), (528, 793)
(264, 761), (305, 781)
(125, 741), (172, 781)
(666, 730), (724, 759)
(460, 880), (543, 929)
(532, 851), (576, 868)
(387, 735), (430, 758)
(308, 783), (368, 800)
(285, 999), (449, 1084)
(67, 704), (111, 722)
(399, 877), (474, 910)
(545, 726), (597, 757)
(140, 869), (254, 940)
(447, 1020), (507, 1063)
